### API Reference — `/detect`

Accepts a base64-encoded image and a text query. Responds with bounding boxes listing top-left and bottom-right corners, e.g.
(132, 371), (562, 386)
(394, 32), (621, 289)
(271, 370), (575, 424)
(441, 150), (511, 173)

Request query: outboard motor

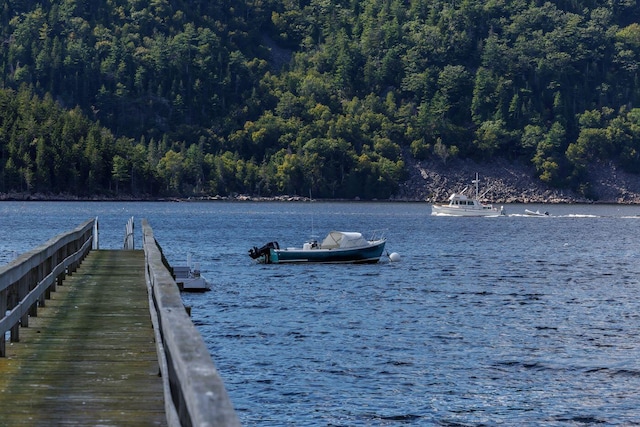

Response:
(248, 241), (280, 262)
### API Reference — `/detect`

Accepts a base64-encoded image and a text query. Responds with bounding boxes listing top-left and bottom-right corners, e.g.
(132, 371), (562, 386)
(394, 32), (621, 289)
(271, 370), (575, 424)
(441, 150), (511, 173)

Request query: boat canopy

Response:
(321, 231), (369, 249)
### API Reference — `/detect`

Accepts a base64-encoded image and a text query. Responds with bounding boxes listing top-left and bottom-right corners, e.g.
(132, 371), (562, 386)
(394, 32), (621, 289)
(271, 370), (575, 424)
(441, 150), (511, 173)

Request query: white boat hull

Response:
(431, 205), (504, 217)
(177, 276), (210, 291)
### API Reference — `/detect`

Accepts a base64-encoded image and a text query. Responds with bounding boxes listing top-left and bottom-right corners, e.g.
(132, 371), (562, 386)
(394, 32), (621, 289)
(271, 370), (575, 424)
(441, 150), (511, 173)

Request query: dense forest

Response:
(0, 0), (639, 199)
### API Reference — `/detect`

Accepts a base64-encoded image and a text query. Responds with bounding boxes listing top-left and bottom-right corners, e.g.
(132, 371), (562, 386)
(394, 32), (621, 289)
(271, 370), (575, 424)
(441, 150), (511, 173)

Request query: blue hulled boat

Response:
(249, 231), (386, 264)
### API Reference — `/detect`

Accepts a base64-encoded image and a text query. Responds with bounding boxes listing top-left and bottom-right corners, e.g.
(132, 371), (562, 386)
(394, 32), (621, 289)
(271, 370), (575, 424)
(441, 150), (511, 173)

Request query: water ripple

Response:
(3, 202), (640, 425)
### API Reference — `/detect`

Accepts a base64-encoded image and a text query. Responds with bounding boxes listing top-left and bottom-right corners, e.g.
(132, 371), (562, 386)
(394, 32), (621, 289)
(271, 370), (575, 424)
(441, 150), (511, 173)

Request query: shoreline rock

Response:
(394, 157), (640, 204)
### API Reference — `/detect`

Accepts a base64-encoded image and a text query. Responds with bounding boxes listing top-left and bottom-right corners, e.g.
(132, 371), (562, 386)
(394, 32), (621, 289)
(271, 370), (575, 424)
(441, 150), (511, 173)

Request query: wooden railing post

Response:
(11, 289), (20, 343)
(93, 217), (99, 250)
(123, 216), (134, 250)
(0, 289), (6, 356)
(56, 246), (66, 285)
(45, 255), (55, 294)
(20, 275), (31, 329)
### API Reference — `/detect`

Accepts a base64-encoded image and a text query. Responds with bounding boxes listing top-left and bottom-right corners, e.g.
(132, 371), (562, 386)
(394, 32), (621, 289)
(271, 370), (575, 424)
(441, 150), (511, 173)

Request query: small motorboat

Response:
(249, 231), (386, 264)
(431, 173), (505, 217)
(524, 209), (550, 217)
(172, 255), (210, 291)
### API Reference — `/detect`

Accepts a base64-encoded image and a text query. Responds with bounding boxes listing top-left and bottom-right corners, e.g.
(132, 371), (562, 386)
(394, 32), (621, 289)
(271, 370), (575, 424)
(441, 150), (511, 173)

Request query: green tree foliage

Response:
(0, 0), (638, 198)
(0, 86), (115, 195)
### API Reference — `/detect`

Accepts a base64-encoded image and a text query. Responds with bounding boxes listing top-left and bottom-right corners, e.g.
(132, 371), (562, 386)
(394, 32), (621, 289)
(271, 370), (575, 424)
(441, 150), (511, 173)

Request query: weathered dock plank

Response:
(0, 250), (166, 426)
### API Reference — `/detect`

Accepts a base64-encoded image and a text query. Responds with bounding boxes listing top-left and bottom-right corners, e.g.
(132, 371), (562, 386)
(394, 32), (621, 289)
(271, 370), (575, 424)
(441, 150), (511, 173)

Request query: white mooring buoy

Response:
(388, 252), (401, 262)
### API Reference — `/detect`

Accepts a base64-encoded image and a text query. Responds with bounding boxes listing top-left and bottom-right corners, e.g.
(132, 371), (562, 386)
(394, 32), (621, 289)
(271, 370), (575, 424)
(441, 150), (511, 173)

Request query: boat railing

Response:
(368, 229), (387, 241)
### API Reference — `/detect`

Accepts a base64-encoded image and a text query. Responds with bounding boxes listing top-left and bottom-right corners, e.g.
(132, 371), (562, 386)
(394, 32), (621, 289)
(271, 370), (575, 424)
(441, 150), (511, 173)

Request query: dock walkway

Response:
(0, 250), (166, 426)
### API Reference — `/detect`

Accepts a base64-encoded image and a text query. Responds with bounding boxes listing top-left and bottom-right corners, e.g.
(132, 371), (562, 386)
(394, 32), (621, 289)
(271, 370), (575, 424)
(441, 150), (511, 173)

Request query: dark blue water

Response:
(2, 201), (640, 425)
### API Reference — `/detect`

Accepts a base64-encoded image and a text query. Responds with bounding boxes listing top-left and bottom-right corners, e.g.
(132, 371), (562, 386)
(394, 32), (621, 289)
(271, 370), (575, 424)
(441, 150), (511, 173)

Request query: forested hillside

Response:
(1, 0), (639, 199)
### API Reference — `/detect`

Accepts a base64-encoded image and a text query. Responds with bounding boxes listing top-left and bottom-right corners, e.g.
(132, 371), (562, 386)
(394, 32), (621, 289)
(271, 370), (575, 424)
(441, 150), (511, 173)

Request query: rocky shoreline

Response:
(393, 157), (640, 204)
(2, 158), (640, 204)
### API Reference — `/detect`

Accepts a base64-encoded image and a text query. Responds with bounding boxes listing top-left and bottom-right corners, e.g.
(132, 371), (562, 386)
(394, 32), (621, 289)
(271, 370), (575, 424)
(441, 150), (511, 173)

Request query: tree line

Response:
(0, 0), (638, 199)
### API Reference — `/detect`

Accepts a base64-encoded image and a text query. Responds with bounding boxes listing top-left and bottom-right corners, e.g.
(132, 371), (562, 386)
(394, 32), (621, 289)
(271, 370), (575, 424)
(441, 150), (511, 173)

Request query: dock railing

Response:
(0, 218), (95, 357)
(142, 219), (240, 427)
(123, 216), (135, 249)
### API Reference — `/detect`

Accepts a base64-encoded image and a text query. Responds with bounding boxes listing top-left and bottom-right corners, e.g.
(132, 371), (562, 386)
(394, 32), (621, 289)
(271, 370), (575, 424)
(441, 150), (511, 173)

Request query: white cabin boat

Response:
(431, 173), (505, 217)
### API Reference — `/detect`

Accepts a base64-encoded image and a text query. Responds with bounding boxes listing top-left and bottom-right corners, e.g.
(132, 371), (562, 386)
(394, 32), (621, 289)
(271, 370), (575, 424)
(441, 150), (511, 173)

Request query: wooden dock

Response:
(0, 219), (239, 426)
(0, 250), (166, 425)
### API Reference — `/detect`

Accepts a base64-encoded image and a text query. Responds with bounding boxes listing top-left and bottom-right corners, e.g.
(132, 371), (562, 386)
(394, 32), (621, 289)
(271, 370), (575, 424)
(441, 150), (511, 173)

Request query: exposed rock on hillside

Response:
(394, 157), (640, 204)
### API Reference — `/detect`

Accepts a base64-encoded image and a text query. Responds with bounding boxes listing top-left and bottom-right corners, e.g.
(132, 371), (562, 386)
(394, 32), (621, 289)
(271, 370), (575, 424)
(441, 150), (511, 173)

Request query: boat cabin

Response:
(447, 194), (480, 207)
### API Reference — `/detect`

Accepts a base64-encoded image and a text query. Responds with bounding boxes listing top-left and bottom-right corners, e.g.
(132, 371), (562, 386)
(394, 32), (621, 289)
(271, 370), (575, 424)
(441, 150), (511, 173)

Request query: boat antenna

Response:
(480, 187), (493, 199)
(472, 173), (480, 199)
(309, 190), (317, 240)
(477, 174), (495, 199)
